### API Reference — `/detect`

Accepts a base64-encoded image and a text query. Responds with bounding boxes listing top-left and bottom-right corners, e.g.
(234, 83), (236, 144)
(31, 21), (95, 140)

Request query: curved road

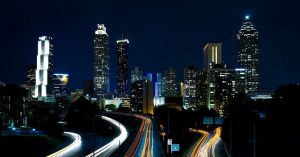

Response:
(124, 114), (165, 157)
(46, 132), (82, 157)
(105, 112), (165, 157)
(85, 116), (128, 157)
(46, 115), (128, 157)
(185, 127), (225, 157)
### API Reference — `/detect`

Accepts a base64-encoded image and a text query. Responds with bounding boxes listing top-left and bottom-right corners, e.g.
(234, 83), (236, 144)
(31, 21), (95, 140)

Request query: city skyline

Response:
(1, 0), (300, 92)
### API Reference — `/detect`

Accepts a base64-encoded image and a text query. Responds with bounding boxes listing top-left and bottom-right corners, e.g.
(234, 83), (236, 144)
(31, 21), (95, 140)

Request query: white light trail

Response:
(46, 132), (82, 157)
(86, 115), (128, 157)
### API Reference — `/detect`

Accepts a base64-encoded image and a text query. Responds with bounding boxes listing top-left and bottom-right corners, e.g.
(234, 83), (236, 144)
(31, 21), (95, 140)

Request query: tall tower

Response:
(94, 24), (110, 104)
(183, 65), (198, 109)
(143, 80), (154, 115)
(130, 67), (144, 113)
(237, 15), (259, 92)
(203, 43), (222, 69)
(34, 36), (53, 98)
(116, 37), (129, 97)
(164, 67), (178, 97)
(155, 73), (163, 97)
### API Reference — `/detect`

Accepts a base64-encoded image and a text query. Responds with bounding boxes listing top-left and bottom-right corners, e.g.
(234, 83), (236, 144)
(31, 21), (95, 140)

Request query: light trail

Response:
(189, 129), (209, 157)
(125, 114), (153, 157)
(85, 115), (128, 157)
(200, 127), (222, 157)
(187, 127), (222, 157)
(46, 132), (82, 157)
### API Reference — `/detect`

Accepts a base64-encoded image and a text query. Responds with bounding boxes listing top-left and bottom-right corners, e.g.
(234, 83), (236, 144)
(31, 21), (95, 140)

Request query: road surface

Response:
(185, 127), (229, 157)
(46, 115), (128, 157)
(105, 112), (165, 157)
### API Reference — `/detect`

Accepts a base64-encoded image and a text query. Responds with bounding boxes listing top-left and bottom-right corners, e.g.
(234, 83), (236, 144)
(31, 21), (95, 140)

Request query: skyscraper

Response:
(196, 70), (207, 107)
(203, 43), (222, 69)
(131, 67), (144, 83)
(237, 15), (259, 92)
(183, 65), (198, 109)
(26, 64), (36, 86)
(143, 80), (154, 115)
(164, 67), (178, 97)
(34, 36), (53, 98)
(53, 73), (69, 97)
(94, 24), (110, 105)
(155, 73), (163, 97)
(117, 38), (129, 97)
(131, 67), (144, 113)
(206, 64), (246, 114)
(26, 64), (36, 96)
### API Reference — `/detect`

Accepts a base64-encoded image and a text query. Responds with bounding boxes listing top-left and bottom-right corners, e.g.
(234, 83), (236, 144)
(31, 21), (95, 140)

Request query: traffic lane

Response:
(86, 116), (128, 157)
(64, 133), (112, 157)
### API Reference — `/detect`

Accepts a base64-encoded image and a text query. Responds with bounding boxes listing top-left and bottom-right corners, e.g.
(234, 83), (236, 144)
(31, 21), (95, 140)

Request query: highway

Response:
(85, 115), (128, 157)
(124, 114), (153, 157)
(105, 112), (165, 157)
(46, 115), (128, 157)
(46, 131), (82, 157)
(186, 129), (209, 157)
(185, 127), (222, 157)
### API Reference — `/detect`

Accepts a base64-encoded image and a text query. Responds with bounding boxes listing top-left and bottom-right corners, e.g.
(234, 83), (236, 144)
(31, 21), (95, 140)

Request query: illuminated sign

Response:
(54, 74), (69, 85)
(215, 117), (223, 124)
(203, 117), (213, 125)
(171, 144), (180, 152)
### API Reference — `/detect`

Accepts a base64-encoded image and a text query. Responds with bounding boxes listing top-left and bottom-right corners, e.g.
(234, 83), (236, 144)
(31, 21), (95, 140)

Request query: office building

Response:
(155, 73), (163, 97)
(233, 68), (246, 94)
(94, 24), (110, 107)
(237, 15), (259, 92)
(203, 43), (222, 69)
(164, 67), (178, 97)
(34, 36), (54, 98)
(207, 64), (246, 115)
(183, 65), (198, 109)
(131, 67), (144, 83)
(196, 70), (207, 107)
(143, 80), (154, 115)
(130, 67), (144, 112)
(53, 73), (69, 97)
(117, 38), (129, 97)
(0, 84), (29, 127)
(25, 64), (36, 96)
(26, 64), (36, 86)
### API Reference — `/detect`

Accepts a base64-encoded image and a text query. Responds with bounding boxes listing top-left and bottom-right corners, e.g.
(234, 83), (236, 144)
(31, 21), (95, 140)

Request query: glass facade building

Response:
(26, 64), (36, 86)
(207, 64), (246, 114)
(164, 67), (178, 97)
(26, 64), (36, 97)
(34, 36), (53, 98)
(237, 16), (259, 92)
(53, 73), (69, 97)
(130, 67), (144, 113)
(117, 39), (129, 97)
(94, 24), (110, 104)
(183, 65), (198, 109)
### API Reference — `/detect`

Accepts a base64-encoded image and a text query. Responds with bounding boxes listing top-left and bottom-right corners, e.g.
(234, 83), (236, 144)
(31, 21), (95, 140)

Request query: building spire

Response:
(245, 15), (250, 20)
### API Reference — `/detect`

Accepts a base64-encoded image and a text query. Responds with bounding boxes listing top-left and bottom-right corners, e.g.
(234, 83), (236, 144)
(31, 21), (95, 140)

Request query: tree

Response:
(65, 96), (100, 130)
(105, 104), (117, 111)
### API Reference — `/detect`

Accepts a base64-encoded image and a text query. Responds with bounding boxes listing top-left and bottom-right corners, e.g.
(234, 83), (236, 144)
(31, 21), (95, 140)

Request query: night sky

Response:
(1, 0), (299, 92)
